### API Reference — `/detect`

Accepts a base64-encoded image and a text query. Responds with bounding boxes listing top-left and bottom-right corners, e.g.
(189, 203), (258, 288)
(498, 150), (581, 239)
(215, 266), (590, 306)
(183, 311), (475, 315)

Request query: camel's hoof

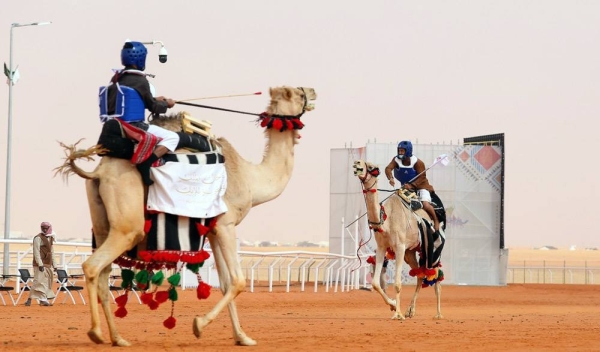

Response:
(111, 337), (132, 347)
(87, 329), (105, 344)
(405, 308), (416, 318)
(193, 316), (205, 339)
(433, 314), (444, 320)
(391, 313), (406, 320)
(235, 336), (258, 346)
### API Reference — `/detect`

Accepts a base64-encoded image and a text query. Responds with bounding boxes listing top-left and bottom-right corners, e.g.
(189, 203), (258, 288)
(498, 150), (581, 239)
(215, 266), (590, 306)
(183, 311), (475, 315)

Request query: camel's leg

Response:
(391, 243), (408, 320)
(84, 179), (109, 344)
(405, 277), (422, 318)
(433, 281), (443, 320)
(84, 174), (145, 347)
(84, 232), (141, 347)
(206, 235), (256, 346)
(193, 225), (256, 346)
(370, 247), (396, 313)
(404, 251), (421, 318)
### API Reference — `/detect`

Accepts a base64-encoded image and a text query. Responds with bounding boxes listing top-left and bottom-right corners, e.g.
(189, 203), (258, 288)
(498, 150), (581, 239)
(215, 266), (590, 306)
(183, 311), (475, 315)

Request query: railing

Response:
(180, 250), (372, 292)
(1, 240), (374, 293)
(507, 261), (600, 284)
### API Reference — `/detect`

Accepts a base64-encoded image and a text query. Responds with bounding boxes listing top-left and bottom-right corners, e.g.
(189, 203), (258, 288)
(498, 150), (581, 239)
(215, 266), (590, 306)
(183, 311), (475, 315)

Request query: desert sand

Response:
(2, 246), (600, 351)
(1, 282), (599, 351)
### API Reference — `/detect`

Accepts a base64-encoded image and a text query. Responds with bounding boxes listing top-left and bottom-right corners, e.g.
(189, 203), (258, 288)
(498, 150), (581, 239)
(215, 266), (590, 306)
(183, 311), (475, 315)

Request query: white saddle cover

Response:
(147, 161), (228, 218)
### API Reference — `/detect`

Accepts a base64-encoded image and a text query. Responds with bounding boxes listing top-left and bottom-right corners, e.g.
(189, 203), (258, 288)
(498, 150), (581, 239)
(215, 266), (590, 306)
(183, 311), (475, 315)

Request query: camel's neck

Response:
(363, 185), (383, 225)
(248, 128), (297, 206)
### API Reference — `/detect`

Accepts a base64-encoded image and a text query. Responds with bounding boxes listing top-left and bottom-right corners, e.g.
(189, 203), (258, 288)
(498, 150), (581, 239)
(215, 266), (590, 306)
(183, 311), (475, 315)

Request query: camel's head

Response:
(353, 160), (380, 181)
(268, 86), (317, 116)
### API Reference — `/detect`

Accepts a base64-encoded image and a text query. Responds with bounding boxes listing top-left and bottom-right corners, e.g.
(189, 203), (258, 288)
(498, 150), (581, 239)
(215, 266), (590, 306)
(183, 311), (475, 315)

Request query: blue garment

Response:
(98, 68), (168, 123)
(99, 83), (145, 123)
(392, 155), (418, 184)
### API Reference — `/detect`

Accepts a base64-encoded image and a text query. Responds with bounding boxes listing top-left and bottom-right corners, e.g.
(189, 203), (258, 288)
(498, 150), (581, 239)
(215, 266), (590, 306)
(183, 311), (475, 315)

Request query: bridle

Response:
(357, 168), (378, 194)
(357, 165), (387, 232)
(269, 87), (309, 119)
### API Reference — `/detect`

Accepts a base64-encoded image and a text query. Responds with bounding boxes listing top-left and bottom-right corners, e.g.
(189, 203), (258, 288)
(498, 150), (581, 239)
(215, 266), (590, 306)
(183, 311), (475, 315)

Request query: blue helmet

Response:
(397, 140), (413, 158)
(121, 41), (147, 70)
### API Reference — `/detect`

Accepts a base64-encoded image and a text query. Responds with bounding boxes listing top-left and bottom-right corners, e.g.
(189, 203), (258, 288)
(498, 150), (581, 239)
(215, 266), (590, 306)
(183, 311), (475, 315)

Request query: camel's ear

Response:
(284, 87), (294, 100)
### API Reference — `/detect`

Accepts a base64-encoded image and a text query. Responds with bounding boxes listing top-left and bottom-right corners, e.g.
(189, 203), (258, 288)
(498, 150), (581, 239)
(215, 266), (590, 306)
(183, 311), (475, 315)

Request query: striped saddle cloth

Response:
(142, 151), (227, 255)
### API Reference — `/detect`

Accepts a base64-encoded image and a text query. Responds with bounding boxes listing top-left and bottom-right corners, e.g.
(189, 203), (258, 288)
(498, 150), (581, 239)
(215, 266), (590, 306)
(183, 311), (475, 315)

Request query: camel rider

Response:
(384, 140), (441, 233)
(99, 40), (178, 186)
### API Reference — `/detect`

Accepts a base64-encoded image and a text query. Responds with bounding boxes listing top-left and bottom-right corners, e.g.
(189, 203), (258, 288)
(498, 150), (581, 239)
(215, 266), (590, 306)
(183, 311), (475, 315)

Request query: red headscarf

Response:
(40, 222), (52, 235)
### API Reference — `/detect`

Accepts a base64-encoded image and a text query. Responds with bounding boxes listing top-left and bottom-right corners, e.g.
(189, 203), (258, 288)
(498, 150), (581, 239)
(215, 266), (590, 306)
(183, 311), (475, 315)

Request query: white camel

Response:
(56, 86), (316, 346)
(353, 160), (442, 320)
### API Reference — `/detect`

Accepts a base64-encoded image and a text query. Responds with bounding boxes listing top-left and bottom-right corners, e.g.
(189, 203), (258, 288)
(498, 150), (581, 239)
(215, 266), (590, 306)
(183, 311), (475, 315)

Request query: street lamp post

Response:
(3, 21), (51, 275)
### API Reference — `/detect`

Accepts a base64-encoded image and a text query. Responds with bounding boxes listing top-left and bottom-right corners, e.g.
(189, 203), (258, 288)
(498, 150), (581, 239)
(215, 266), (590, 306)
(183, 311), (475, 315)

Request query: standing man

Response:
(24, 222), (56, 306)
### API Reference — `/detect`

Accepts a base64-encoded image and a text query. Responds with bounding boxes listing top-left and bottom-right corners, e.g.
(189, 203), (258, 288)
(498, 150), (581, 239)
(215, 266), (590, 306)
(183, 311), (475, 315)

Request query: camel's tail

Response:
(54, 139), (107, 182)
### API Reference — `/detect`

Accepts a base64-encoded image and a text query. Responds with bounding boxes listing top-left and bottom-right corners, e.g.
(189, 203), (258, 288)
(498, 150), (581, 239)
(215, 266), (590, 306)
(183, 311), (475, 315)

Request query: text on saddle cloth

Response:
(147, 152), (228, 219)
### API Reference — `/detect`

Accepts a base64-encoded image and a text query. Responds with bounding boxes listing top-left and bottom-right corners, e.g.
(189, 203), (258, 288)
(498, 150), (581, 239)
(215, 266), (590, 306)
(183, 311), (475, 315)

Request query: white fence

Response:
(1, 239), (376, 293)
(182, 250), (373, 293)
(507, 262), (600, 285)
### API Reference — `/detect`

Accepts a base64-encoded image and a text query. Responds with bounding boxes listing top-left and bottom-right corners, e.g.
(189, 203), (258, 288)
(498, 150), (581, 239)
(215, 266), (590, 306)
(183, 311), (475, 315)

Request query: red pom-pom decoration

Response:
(196, 281), (212, 300)
(148, 300), (159, 310)
(115, 306), (128, 318)
(272, 119), (283, 130)
(115, 294), (128, 307)
(260, 117), (269, 127)
(163, 316), (177, 329)
(155, 290), (170, 304)
(140, 292), (154, 305)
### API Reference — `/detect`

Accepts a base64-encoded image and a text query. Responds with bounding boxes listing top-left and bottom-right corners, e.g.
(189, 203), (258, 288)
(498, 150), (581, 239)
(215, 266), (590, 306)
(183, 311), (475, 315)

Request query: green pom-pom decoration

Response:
(151, 271), (164, 286)
(168, 287), (178, 301)
(186, 263), (200, 274)
(121, 269), (134, 289)
(167, 273), (181, 286)
(135, 269), (149, 284)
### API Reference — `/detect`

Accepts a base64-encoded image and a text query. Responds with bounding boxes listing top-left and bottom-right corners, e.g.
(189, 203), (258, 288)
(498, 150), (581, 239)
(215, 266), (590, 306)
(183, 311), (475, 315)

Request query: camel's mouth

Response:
(299, 87), (317, 111)
(353, 160), (367, 177)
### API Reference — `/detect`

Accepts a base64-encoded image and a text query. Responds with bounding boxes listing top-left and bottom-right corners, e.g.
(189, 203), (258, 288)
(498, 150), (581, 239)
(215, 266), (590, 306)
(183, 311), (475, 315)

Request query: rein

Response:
(175, 87), (310, 120)
(175, 101), (261, 117)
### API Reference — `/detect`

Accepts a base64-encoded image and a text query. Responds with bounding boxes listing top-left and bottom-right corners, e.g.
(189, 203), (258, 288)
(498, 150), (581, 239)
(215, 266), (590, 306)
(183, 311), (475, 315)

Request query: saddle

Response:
(396, 188), (447, 270)
(97, 113), (217, 160)
(397, 188), (447, 231)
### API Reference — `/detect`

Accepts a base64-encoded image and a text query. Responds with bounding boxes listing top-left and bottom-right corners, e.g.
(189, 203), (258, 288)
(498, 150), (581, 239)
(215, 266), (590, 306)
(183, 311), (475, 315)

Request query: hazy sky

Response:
(1, 1), (599, 248)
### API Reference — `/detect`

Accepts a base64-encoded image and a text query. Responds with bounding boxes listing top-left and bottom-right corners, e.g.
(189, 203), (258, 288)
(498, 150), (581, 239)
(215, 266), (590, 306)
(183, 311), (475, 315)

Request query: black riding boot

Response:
(176, 132), (211, 152)
(136, 153), (159, 186)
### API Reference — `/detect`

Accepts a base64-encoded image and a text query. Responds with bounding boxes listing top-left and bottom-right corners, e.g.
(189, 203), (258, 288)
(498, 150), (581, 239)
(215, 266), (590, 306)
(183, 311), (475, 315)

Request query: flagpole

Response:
(3, 21), (51, 275)
(406, 154), (449, 184)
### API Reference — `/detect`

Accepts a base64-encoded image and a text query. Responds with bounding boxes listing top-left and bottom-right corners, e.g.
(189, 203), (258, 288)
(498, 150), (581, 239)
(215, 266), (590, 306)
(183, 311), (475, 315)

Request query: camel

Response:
(56, 86), (316, 347)
(352, 160), (443, 320)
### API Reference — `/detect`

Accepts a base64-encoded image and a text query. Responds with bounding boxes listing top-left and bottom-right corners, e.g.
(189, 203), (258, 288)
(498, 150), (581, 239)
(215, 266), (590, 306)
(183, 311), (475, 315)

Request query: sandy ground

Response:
(2, 283), (600, 352)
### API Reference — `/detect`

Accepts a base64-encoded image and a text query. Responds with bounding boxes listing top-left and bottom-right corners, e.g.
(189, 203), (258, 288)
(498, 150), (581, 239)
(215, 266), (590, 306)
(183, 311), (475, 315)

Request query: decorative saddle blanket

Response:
(396, 190), (447, 269)
(93, 117), (227, 267)
(147, 152), (228, 218)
